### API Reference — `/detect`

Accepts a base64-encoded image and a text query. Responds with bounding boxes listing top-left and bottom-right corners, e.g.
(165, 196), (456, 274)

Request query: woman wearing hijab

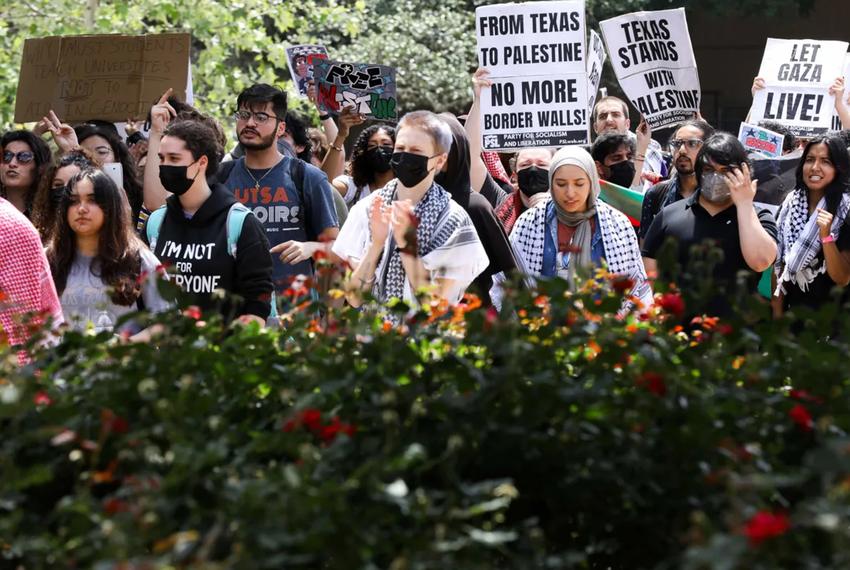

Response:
(510, 146), (652, 309)
(435, 113), (519, 307)
(774, 133), (850, 315)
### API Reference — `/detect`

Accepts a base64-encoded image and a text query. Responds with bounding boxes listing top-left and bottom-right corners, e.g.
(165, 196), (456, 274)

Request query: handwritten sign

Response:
(738, 122), (785, 158)
(286, 44), (329, 98)
(314, 60), (398, 121)
(750, 38), (848, 137)
(476, 0), (588, 150)
(14, 33), (191, 123)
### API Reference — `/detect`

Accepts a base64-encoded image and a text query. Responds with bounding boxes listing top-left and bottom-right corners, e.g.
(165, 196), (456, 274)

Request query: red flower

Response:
(103, 498), (130, 516)
(282, 419), (298, 432)
(33, 391), (52, 406)
(789, 404), (814, 432)
(657, 293), (685, 317)
(743, 511), (790, 546)
(610, 275), (635, 293)
(636, 372), (667, 397)
(717, 323), (734, 336)
(182, 305), (202, 320)
(301, 409), (322, 431)
(101, 409), (129, 434)
(789, 389), (824, 404)
(319, 416), (356, 443)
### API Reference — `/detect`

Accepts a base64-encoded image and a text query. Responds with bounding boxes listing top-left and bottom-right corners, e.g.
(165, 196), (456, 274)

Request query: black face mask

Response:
(391, 151), (435, 188)
(606, 160), (636, 188)
(517, 166), (550, 197)
(364, 146), (393, 173)
(159, 161), (199, 196)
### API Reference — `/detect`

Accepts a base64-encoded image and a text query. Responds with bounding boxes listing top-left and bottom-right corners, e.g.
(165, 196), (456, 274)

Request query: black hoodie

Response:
(144, 183), (274, 320)
(436, 114), (519, 305)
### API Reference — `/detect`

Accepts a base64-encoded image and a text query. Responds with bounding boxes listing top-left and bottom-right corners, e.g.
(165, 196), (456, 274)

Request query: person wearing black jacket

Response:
(436, 113), (520, 307)
(145, 120), (273, 324)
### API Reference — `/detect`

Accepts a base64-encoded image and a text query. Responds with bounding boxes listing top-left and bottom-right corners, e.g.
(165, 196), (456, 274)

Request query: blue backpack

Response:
(145, 202), (279, 319)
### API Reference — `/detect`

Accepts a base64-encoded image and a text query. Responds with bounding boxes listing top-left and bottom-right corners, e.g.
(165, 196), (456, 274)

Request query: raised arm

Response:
(728, 163), (777, 272)
(142, 89), (177, 210)
(830, 76), (850, 130)
(465, 68), (492, 193)
(320, 105), (364, 182)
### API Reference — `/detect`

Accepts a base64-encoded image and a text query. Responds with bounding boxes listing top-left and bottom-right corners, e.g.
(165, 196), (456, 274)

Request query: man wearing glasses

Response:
(639, 119), (715, 243)
(220, 83), (339, 294)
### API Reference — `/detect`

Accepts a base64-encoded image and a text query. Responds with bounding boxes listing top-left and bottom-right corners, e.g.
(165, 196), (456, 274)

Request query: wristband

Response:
(330, 143), (343, 152)
(319, 113), (331, 121)
(822, 234), (836, 244)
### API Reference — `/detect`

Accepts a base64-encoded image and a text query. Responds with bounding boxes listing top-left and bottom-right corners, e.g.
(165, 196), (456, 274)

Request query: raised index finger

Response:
(157, 88), (173, 106)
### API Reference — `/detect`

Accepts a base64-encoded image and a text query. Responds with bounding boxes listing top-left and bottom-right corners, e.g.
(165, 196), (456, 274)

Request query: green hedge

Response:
(2, 271), (850, 569)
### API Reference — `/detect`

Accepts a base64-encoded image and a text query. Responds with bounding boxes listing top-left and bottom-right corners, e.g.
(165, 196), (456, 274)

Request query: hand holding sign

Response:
(40, 110), (79, 153)
(725, 163), (758, 207)
(472, 67), (493, 101)
(337, 105), (366, 141)
(752, 77), (766, 97)
(150, 89), (177, 135)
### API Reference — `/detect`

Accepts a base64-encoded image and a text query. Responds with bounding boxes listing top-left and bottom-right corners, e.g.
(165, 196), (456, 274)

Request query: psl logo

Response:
(484, 135), (500, 149)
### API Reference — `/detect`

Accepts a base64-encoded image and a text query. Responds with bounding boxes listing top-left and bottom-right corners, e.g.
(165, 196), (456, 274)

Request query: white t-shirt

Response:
(332, 191), (489, 305)
(60, 248), (171, 334)
(334, 175), (372, 207)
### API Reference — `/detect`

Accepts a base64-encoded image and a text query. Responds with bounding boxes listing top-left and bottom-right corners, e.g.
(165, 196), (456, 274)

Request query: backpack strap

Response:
(224, 202), (279, 319)
(145, 206), (168, 252)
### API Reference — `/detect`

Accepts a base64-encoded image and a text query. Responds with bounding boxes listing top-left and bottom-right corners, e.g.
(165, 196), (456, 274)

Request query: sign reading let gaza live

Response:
(750, 38), (848, 136)
(600, 8), (699, 129)
(476, 0), (588, 151)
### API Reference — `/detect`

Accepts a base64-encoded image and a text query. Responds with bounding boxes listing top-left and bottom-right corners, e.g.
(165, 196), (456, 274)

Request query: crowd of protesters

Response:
(3, 52), (850, 357)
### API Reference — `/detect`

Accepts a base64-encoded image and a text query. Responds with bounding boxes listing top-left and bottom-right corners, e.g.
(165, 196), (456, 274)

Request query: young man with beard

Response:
(592, 96), (666, 191)
(639, 119), (714, 243)
(641, 133), (778, 317)
(221, 84), (339, 292)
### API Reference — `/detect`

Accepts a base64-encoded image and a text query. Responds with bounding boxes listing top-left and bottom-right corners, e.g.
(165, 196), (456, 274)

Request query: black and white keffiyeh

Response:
(509, 198), (653, 310)
(373, 180), (485, 303)
(774, 188), (850, 296)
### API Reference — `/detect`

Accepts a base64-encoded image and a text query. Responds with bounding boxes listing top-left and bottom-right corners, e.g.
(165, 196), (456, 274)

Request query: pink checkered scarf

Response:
(0, 199), (63, 363)
(482, 151), (511, 185)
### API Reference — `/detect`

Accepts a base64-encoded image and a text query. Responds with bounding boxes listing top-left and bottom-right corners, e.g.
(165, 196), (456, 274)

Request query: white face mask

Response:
(700, 172), (731, 203)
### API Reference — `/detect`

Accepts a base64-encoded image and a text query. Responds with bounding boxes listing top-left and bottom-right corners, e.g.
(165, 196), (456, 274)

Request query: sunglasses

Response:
(669, 139), (703, 151)
(2, 151), (35, 164)
(233, 110), (283, 124)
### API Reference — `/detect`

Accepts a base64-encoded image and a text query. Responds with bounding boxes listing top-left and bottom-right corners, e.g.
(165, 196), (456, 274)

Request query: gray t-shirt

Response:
(60, 248), (170, 334)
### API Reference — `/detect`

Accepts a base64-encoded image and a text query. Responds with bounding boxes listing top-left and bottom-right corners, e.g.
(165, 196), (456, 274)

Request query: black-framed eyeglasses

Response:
(233, 110), (283, 124)
(669, 139), (703, 151)
(2, 151), (35, 164)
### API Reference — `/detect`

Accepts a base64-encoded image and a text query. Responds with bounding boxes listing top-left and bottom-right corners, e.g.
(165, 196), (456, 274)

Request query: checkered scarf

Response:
(374, 180), (451, 302)
(509, 199), (652, 311)
(774, 189), (850, 296)
(0, 199), (63, 363)
(482, 151), (511, 185)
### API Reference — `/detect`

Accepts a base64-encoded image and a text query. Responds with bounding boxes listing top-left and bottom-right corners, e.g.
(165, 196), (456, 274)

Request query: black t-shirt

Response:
(642, 192), (778, 315)
(479, 173), (509, 210)
(782, 215), (850, 311)
(639, 179), (677, 240)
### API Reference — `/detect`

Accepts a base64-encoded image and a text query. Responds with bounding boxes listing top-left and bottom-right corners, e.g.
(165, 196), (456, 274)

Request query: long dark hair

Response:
(350, 124), (396, 188)
(47, 169), (144, 306)
(796, 134), (850, 216)
(74, 124), (144, 222)
(0, 130), (52, 215)
(695, 132), (751, 188)
(32, 149), (97, 240)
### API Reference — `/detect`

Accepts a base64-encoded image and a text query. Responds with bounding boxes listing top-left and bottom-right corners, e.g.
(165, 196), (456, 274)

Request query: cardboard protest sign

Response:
(476, 0), (588, 150)
(600, 8), (700, 129)
(313, 60), (398, 121)
(587, 29), (607, 114)
(286, 44), (329, 98)
(750, 38), (848, 137)
(831, 53), (850, 130)
(15, 33), (191, 123)
(738, 122), (785, 158)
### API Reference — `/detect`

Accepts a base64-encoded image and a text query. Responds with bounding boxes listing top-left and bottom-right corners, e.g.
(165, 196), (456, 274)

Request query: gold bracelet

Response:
(331, 142), (344, 152)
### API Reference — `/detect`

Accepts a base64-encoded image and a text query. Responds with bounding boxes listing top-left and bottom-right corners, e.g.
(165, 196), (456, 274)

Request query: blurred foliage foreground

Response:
(3, 254), (850, 570)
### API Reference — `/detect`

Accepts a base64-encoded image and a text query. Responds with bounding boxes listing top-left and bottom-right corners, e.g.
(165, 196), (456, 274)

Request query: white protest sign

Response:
(738, 122), (785, 158)
(600, 8), (700, 129)
(831, 53), (850, 131)
(750, 38), (848, 137)
(587, 29), (607, 112)
(476, 0), (588, 150)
